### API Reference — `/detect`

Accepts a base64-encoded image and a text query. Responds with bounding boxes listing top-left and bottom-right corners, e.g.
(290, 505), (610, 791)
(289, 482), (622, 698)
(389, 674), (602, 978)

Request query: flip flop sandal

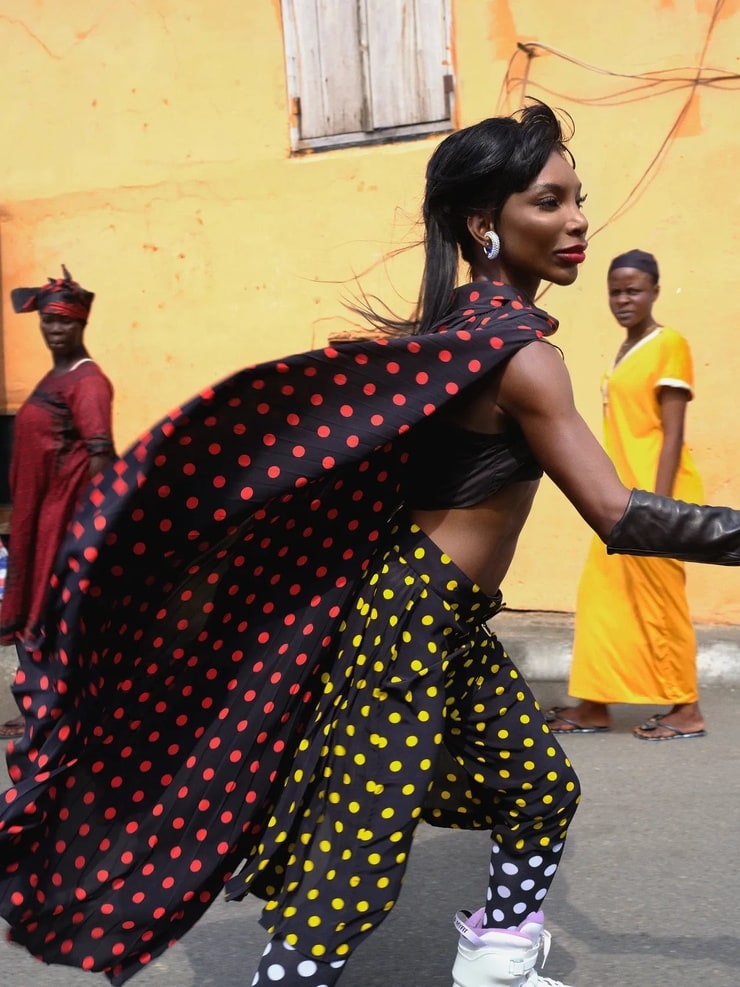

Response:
(0, 717), (25, 739)
(634, 720), (707, 741)
(545, 709), (610, 734)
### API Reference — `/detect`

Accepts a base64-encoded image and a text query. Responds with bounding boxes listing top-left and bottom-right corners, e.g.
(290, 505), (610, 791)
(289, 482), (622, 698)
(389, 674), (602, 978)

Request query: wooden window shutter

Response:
(282, 0), (452, 149)
(365, 0), (451, 130)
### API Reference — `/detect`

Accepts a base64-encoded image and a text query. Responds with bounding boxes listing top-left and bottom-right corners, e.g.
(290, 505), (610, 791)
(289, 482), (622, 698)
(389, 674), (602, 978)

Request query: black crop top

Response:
(401, 414), (543, 510)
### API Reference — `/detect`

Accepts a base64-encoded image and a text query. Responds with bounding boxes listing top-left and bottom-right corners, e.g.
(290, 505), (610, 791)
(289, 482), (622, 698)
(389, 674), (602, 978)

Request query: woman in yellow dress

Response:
(547, 249), (706, 740)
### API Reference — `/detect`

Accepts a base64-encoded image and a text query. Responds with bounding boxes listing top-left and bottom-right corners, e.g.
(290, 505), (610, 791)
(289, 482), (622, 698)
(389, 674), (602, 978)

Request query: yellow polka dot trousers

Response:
(233, 514), (580, 962)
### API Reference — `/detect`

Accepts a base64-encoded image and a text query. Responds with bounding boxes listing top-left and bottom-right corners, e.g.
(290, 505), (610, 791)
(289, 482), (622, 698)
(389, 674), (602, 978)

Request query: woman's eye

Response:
(577, 193), (588, 208)
(537, 197), (560, 209)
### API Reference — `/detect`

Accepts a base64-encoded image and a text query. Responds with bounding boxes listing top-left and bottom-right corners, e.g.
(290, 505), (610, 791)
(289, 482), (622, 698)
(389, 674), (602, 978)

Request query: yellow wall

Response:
(1, 0), (738, 620)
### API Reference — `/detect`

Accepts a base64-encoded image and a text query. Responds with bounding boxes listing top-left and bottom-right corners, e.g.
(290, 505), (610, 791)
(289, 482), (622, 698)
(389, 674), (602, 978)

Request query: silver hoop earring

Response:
(483, 230), (500, 261)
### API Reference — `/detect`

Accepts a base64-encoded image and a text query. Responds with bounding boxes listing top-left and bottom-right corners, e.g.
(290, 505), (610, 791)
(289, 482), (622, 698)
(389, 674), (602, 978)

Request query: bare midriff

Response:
(409, 477), (540, 597)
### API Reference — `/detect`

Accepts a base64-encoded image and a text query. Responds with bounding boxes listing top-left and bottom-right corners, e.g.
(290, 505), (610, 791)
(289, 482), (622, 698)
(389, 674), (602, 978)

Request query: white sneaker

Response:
(451, 908), (574, 987)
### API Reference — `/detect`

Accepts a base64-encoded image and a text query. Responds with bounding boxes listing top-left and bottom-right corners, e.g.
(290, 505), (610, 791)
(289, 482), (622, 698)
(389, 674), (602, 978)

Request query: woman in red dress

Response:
(0, 266), (115, 737)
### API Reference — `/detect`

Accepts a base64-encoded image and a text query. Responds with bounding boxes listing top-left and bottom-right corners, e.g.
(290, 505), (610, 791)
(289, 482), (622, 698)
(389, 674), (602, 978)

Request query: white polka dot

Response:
(267, 964), (287, 981)
(520, 879), (535, 891)
(496, 885), (512, 898)
(492, 909), (505, 923)
(297, 959), (319, 977)
(501, 862), (519, 875)
(544, 864), (558, 877)
(528, 855), (543, 868)
(513, 902), (527, 915)
(535, 888), (548, 900)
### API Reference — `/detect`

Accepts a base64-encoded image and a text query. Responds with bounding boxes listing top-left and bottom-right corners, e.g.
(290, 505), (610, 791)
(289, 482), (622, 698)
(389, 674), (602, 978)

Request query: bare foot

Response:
(545, 701), (611, 733)
(633, 702), (706, 740)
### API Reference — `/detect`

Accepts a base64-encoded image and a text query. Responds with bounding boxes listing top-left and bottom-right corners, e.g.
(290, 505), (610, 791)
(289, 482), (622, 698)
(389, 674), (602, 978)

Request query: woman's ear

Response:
(466, 212), (494, 247)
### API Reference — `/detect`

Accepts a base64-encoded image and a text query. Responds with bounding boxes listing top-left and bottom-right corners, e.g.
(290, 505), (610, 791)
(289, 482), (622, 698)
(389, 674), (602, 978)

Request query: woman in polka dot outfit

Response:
(3, 102), (740, 987)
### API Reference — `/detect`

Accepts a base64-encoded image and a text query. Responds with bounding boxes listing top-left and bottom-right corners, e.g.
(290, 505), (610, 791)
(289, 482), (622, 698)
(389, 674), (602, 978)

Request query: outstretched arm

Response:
(496, 340), (630, 540)
(498, 340), (740, 565)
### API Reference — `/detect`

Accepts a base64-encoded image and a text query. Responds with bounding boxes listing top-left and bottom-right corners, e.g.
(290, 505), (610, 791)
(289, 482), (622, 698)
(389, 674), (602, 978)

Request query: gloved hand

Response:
(607, 488), (740, 565)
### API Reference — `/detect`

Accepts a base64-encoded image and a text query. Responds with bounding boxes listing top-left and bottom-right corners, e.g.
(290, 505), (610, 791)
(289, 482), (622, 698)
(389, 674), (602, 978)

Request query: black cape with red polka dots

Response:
(0, 281), (558, 983)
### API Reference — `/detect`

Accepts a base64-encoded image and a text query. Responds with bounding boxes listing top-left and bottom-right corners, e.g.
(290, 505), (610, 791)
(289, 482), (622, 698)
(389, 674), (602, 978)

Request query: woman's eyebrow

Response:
(529, 181), (582, 193)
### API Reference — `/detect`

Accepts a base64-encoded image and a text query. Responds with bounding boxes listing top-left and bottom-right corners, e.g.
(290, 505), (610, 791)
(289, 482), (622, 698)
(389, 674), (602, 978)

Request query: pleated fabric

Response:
(0, 282), (559, 983)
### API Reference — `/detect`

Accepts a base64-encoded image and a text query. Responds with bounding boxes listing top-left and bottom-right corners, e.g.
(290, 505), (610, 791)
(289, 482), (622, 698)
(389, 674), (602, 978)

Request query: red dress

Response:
(0, 360), (114, 647)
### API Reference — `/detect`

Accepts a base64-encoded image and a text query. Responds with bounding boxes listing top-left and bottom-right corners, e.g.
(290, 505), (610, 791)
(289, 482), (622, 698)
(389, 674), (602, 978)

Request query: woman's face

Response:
(607, 268), (659, 333)
(495, 150), (588, 297)
(40, 313), (86, 357)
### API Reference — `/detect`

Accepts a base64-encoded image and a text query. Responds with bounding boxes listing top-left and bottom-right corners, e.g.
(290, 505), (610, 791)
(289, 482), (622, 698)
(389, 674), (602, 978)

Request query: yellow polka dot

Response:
(331, 898), (345, 910)
(308, 915), (322, 927)
(389, 760), (403, 772)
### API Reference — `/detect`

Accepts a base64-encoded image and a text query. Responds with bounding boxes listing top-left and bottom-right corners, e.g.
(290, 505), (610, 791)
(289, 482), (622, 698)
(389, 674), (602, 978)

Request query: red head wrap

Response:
(10, 264), (94, 322)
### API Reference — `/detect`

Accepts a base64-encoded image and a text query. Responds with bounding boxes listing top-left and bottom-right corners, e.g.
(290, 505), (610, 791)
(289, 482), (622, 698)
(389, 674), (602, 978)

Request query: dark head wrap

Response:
(607, 249), (659, 283)
(10, 264), (94, 322)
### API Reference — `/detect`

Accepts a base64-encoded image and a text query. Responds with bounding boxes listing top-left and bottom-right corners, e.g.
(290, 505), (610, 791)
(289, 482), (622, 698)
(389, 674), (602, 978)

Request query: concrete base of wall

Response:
(491, 610), (740, 684)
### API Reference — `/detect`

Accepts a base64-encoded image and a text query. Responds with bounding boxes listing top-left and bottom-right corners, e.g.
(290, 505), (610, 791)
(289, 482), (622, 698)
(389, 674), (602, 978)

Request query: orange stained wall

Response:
(1, 0), (738, 620)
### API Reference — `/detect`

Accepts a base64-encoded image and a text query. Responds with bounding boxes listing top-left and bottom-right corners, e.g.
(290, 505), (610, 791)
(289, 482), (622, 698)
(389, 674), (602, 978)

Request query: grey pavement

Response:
(0, 615), (737, 986)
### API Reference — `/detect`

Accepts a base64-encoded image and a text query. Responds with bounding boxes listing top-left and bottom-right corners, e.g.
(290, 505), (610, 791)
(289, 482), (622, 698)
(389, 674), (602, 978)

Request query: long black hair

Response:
(353, 101), (574, 336)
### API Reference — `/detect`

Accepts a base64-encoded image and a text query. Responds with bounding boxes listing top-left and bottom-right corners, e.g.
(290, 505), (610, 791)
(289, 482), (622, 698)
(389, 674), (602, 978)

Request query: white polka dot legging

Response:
(252, 937), (346, 986)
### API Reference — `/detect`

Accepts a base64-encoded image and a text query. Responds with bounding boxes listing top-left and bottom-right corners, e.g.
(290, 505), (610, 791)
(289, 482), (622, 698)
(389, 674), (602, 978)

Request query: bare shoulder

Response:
(499, 339), (574, 415)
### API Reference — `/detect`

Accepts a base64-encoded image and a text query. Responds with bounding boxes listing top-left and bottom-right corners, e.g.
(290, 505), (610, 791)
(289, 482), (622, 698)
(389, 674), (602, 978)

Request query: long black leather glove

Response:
(607, 488), (740, 565)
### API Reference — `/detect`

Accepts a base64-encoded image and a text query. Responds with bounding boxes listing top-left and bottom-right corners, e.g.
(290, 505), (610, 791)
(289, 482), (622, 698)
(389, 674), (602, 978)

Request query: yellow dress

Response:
(569, 327), (704, 704)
